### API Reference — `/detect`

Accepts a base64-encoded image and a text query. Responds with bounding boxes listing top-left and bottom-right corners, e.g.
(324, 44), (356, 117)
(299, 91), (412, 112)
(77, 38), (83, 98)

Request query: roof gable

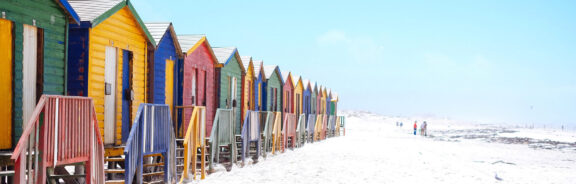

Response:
(213, 47), (245, 72)
(69, 0), (155, 46)
(145, 22), (182, 57)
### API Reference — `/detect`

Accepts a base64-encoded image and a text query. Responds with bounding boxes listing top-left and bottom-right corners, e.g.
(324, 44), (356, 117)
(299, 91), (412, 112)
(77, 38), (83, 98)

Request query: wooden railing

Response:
(307, 114), (316, 143)
(209, 109), (235, 171)
(240, 111), (261, 163)
(260, 112), (275, 158)
(339, 116), (346, 136)
(179, 106), (206, 183)
(328, 115), (336, 137)
(270, 112), (282, 154)
(281, 113), (297, 152)
(11, 95), (105, 184)
(296, 114), (307, 147)
(321, 115), (328, 140)
(124, 104), (176, 184)
(314, 114), (323, 141)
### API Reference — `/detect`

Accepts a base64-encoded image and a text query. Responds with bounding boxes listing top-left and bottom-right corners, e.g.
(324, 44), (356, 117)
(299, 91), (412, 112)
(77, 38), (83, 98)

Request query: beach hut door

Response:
(165, 59), (174, 113)
(121, 50), (133, 143)
(22, 24), (43, 132)
(104, 46), (118, 145)
(0, 19), (13, 149)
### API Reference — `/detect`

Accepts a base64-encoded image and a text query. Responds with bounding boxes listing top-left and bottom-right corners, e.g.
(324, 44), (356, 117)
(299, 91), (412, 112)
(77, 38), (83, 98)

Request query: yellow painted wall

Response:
(88, 7), (148, 145)
(294, 78), (303, 115)
(242, 62), (254, 118)
(0, 19), (13, 149)
(165, 59), (174, 113)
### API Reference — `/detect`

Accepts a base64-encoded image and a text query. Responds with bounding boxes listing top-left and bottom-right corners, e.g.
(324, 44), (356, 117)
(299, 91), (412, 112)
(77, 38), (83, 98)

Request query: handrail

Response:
(306, 114), (316, 143)
(179, 106), (206, 183)
(340, 116), (346, 136)
(281, 113), (297, 152)
(11, 95), (105, 184)
(124, 104), (176, 184)
(335, 116), (341, 137)
(328, 115), (336, 137)
(261, 112), (274, 158)
(321, 115), (328, 140)
(271, 112), (282, 154)
(209, 109), (235, 171)
(296, 114), (306, 147)
(241, 110), (261, 163)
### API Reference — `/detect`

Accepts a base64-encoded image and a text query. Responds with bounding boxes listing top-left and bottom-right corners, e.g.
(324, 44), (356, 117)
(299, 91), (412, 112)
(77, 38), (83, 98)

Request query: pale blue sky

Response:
(132, 0), (576, 125)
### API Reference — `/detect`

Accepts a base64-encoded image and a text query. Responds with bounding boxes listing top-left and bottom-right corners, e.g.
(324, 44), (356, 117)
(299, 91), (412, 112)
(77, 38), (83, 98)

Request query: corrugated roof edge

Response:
(57, 0), (81, 24)
(90, 0), (156, 46)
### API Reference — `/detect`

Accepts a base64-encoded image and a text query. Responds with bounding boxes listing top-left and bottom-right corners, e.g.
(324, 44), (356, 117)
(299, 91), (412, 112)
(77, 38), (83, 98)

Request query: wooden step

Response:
(105, 157), (125, 162)
(105, 180), (125, 184)
(48, 174), (86, 179)
(143, 162), (165, 167)
(144, 153), (163, 158)
(104, 169), (125, 174)
(142, 171), (164, 177)
(143, 181), (164, 184)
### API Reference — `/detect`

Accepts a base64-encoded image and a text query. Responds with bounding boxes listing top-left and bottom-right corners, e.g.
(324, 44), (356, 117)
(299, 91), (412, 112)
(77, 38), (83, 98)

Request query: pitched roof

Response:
(282, 72), (292, 85)
(263, 65), (281, 82)
(69, 0), (156, 46)
(212, 47), (237, 64)
(253, 60), (263, 77)
(177, 34), (205, 53)
(292, 75), (302, 86)
(68, 0), (123, 22)
(303, 79), (311, 89)
(241, 56), (253, 73)
(56, 0), (81, 24)
(144, 22), (170, 44)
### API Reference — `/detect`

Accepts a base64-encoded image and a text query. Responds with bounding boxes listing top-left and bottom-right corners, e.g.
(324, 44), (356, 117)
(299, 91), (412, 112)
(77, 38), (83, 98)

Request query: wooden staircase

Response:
(176, 138), (210, 180)
(104, 153), (167, 184)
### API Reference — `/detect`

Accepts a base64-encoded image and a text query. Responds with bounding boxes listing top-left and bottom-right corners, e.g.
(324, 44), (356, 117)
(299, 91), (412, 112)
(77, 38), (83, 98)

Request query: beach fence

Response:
(209, 109), (236, 171)
(11, 95), (105, 184)
(179, 106), (207, 182)
(241, 111), (262, 163)
(123, 104), (176, 184)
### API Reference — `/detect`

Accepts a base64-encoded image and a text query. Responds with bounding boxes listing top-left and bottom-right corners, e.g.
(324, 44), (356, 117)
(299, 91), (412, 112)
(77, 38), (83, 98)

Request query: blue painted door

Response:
(122, 50), (133, 143)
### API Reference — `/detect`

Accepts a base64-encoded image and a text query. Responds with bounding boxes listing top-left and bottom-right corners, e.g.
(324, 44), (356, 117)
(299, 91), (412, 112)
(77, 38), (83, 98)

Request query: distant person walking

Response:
(413, 121), (417, 135)
(423, 121), (428, 136)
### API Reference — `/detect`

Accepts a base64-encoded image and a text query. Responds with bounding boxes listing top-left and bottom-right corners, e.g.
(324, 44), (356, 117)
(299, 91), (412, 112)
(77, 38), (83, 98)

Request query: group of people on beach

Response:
(396, 121), (428, 136)
(414, 121), (428, 136)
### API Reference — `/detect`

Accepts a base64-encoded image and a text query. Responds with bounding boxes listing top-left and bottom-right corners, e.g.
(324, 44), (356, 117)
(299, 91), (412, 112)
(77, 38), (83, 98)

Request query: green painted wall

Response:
(266, 70), (282, 113)
(0, 0), (69, 147)
(219, 56), (243, 134)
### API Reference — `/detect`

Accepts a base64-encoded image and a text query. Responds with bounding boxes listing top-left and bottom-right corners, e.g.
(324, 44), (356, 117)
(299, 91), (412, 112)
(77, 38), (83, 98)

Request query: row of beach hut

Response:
(0, 0), (345, 183)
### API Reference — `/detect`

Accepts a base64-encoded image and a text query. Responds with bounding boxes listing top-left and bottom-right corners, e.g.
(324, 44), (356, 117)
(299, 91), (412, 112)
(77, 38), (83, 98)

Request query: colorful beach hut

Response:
(311, 82), (318, 115)
(327, 88), (333, 116)
(67, 0), (155, 151)
(293, 75), (304, 116)
(145, 22), (182, 110)
(253, 60), (265, 111)
(213, 47), (245, 134)
(241, 56), (255, 124)
(263, 65), (283, 112)
(178, 35), (219, 137)
(0, 0), (80, 150)
(331, 92), (338, 116)
(303, 80), (312, 119)
(282, 72), (294, 114)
